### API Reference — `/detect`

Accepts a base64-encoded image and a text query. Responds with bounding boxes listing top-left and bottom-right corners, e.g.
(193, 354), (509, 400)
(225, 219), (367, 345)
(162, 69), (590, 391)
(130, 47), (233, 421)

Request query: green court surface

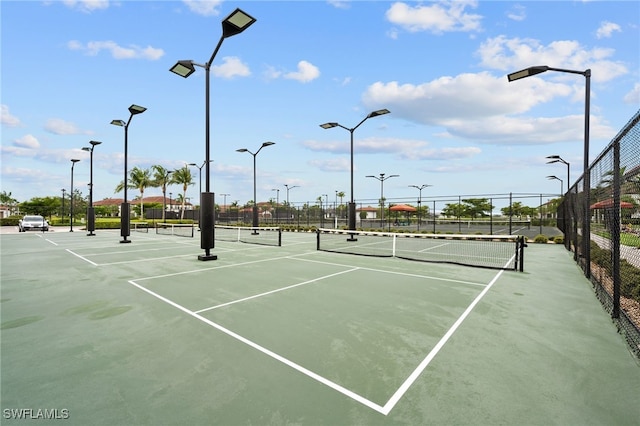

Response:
(1, 229), (639, 425)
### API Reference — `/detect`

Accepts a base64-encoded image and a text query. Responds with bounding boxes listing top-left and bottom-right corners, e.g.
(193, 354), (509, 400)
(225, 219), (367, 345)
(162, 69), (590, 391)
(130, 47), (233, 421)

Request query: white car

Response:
(18, 215), (49, 232)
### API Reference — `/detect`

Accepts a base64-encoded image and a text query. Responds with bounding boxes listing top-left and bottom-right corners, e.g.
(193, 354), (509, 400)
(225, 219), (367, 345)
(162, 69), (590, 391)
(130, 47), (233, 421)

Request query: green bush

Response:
(533, 234), (548, 243)
(0, 217), (20, 226)
(553, 235), (564, 244)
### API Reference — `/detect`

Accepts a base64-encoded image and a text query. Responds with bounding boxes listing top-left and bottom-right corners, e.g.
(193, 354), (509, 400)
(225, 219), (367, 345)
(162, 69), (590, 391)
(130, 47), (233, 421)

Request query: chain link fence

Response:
(559, 109), (640, 358)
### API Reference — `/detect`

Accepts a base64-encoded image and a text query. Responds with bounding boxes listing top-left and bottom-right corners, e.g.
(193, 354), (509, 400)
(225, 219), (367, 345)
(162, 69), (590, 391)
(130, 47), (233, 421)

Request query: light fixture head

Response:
(507, 65), (549, 82)
(262, 141), (276, 148)
(320, 122), (338, 129)
(82, 147), (91, 152)
(368, 109), (390, 118)
(90, 140), (102, 146)
(71, 159), (80, 163)
(170, 60), (196, 78)
(111, 119), (126, 127)
(128, 104), (147, 115)
(236, 148), (248, 153)
(222, 8), (257, 39)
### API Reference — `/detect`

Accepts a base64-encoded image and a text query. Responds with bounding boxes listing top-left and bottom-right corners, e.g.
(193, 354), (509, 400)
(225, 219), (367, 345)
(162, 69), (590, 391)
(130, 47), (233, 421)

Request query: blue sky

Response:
(1, 0), (639, 211)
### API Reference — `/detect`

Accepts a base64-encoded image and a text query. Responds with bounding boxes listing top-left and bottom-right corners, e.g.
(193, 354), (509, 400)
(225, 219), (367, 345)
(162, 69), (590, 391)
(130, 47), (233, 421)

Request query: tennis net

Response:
(132, 222), (149, 233)
(215, 225), (282, 246)
(316, 228), (526, 271)
(155, 223), (194, 238)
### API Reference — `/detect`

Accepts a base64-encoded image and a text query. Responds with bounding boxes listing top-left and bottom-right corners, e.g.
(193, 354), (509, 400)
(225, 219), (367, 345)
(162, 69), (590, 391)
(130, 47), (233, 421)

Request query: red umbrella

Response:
(590, 199), (634, 209)
(389, 204), (417, 212)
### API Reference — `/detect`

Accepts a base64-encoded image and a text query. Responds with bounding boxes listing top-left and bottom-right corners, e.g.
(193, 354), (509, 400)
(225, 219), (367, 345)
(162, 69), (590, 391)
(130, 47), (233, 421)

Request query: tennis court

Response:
(1, 227), (639, 425)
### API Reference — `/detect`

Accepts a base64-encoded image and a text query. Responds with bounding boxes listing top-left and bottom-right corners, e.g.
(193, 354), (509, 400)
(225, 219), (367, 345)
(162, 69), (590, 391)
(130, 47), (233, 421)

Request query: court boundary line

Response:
(127, 277), (388, 414)
(126, 255), (511, 415)
(194, 267), (359, 314)
(291, 256), (487, 287)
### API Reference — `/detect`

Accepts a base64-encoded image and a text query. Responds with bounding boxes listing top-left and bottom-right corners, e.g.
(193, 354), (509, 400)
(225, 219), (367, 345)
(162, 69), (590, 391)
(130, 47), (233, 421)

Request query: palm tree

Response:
(115, 166), (152, 219)
(151, 165), (173, 221)
(170, 165), (194, 220)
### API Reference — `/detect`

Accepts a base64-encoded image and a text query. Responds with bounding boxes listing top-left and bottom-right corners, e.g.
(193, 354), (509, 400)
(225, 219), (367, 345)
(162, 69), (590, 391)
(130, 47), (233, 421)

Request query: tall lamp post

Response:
(81, 140), (102, 236)
(111, 104), (147, 244)
(546, 155), (570, 193)
(271, 188), (279, 224)
(69, 159), (80, 232)
(508, 65), (590, 277)
(284, 184), (299, 224)
(170, 8), (256, 261)
(61, 188), (66, 225)
(409, 184), (432, 231)
(366, 173), (399, 227)
(236, 141), (275, 229)
(320, 109), (390, 236)
(547, 175), (563, 195)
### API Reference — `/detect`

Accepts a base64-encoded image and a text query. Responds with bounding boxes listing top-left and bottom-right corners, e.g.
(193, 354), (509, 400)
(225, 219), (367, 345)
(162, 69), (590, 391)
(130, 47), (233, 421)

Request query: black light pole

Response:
(320, 109), (390, 237)
(546, 155), (570, 194)
(61, 188), (66, 225)
(82, 140), (102, 236)
(508, 65), (591, 277)
(366, 173), (399, 227)
(271, 188), (279, 224)
(111, 104), (147, 244)
(69, 159), (80, 232)
(409, 184), (432, 231)
(547, 175), (563, 195)
(284, 184), (299, 224)
(188, 161), (211, 229)
(170, 8), (256, 261)
(236, 142), (276, 230)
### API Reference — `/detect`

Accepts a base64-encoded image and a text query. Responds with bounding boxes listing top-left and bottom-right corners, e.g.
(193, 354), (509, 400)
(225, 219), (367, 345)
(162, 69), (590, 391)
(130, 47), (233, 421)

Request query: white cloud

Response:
(68, 40), (164, 60)
(284, 61), (320, 83)
(327, 0), (351, 10)
(14, 134), (40, 149)
(506, 5), (526, 22)
(62, 0), (109, 13)
(182, 0), (222, 17)
(401, 146), (481, 161)
(477, 36), (627, 83)
(385, 1), (482, 34)
(1, 105), (21, 127)
(596, 21), (621, 39)
(623, 83), (640, 105)
(211, 56), (251, 78)
(308, 157), (350, 173)
(44, 118), (89, 135)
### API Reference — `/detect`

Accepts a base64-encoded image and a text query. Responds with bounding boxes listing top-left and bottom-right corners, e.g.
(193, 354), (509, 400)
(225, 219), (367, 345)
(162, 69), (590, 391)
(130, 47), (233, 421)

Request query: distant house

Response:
(357, 206), (379, 220)
(138, 196), (193, 212)
(0, 204), (13, 219)
(93, 198), (123, 217)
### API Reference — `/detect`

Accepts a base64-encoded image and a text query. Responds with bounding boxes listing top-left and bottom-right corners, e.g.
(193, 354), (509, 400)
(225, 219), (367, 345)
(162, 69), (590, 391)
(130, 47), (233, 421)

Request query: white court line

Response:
(194, 268), (359, 314)
(417, 242), (449, 253)
(127, 253), (510, 415)
(292, 256), (487, 287)
(127, 278), (387, 414)
(379, 256), (513, 415)
(45, 239), (59, 246)
(65, 249), (98, 266)
(132, 251), (318, 282)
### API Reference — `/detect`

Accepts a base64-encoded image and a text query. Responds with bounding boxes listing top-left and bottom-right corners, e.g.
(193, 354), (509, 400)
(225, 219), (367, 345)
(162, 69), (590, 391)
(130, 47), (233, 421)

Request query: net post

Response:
(518, 236), (526, 272)
(278, 228), (282, 247)
(316, 229), (320, 250)
(392, 234), (397, 257)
